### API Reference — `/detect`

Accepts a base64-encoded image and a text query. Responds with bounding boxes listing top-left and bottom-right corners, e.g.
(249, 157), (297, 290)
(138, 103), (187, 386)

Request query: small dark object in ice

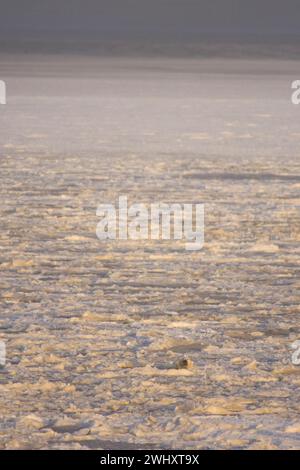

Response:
(11, 357), (20, 365)
(175, 357), (193, 369)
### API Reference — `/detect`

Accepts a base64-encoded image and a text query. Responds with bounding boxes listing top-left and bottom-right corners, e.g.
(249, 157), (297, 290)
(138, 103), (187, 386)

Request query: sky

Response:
(0, 0), (299, 40)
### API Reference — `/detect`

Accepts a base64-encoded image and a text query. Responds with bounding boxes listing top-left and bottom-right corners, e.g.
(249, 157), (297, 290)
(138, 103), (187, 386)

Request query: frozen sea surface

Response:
(0, 54), (300, 449)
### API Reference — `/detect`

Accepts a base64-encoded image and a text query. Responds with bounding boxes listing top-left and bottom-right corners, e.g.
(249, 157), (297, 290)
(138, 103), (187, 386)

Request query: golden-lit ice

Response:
(0, 55), (300, 449)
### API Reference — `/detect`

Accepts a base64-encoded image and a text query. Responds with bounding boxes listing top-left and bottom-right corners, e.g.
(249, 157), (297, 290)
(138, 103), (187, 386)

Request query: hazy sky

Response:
(0, 0), (299, 39)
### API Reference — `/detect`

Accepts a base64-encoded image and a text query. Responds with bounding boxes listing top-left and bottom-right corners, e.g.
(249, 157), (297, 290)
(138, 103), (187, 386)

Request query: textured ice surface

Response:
(0, 54), (300, 449)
